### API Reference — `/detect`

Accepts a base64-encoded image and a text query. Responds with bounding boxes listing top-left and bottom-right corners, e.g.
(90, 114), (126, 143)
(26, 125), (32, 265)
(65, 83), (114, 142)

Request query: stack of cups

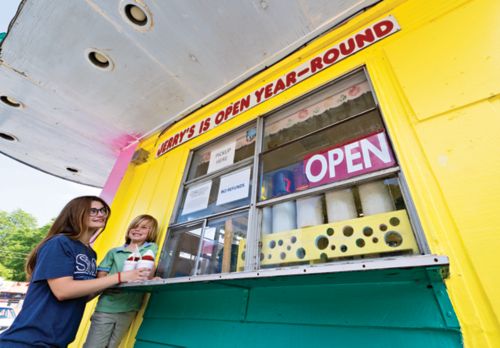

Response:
(137, 250), (156, 277)
(122, 253), (139, 271)
(122, 250), (156, 278)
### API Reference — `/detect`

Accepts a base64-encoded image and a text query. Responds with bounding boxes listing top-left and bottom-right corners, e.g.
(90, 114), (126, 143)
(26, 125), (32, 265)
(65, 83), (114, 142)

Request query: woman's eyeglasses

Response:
(89, 207), (109, 216)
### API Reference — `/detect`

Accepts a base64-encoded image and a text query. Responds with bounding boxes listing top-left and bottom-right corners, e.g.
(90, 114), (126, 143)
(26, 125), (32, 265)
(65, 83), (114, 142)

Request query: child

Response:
(83, 214), (159, 348)
(0, 196), (149, 348)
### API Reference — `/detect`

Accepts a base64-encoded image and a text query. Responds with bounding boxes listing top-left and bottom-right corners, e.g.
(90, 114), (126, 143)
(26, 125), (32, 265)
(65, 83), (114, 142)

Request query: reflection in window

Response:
(158, 213), (248, 278)
(157, 223), (203, 278)
(263, 71), (375, 151)
(196, 212), (248, 275)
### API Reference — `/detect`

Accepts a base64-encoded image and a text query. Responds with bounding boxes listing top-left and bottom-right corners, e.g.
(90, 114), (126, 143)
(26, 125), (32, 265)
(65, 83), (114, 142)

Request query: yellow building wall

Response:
(72, 0), (500, 347)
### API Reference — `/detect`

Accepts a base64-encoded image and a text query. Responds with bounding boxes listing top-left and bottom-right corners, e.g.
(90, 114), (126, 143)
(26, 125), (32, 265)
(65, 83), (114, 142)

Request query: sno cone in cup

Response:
(137, 250), (155, 277)
(122, 253), (138, 272)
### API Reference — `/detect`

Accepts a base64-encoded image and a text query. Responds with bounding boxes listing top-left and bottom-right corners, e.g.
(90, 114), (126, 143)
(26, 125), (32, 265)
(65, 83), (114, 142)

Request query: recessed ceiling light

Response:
(125, 4), (147, 25)
(87, 50), (113, 70)
(0, 132), (18, 142)
(0, 95), (22, 108)
(120, 2), (152, 30)
(66, 167), (79, 173)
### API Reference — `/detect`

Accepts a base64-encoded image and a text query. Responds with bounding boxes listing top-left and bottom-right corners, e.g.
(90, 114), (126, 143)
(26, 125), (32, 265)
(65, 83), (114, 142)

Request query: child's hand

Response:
(121, 268), (150, 283)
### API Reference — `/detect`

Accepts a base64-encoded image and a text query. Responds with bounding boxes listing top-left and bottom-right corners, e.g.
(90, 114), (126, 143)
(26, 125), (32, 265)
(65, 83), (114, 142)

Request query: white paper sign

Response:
(182, 181), (212, 215)
(216, 167), (251, 206)
(207, 141), (236, 174)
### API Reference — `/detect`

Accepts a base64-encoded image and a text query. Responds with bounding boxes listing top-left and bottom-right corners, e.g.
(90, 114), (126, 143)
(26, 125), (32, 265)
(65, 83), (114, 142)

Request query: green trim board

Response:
(133, 265), (462, 347)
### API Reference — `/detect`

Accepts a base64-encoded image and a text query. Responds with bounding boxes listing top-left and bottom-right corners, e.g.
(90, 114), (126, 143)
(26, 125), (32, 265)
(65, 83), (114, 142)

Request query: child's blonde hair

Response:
(125, 214), (158, 244)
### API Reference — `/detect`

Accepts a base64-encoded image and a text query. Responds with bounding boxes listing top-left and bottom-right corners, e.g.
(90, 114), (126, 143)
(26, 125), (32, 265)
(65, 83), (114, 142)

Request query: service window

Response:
(157, 69), (425, 279)
(157, 125), (256, 278)
(176, 125), (256, 224)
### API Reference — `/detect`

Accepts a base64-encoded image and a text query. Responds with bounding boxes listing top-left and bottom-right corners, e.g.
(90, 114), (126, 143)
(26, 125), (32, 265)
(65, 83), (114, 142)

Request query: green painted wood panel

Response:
(146, 287), (248, 321)
(246, 282), (443, 328)
(135, 268), (461, 347)
(136, 319), (461, 348)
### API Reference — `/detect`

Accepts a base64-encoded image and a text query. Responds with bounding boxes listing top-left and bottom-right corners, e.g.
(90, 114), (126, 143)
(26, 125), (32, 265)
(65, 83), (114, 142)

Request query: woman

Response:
(0, 196), (150, 347)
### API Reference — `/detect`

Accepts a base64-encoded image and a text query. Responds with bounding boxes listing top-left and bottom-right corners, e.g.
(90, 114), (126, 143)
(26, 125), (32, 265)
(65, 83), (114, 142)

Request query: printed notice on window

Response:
(217, 167), (251, 206)
(182, 181), (212, 215)
(207, 141), (236, 174)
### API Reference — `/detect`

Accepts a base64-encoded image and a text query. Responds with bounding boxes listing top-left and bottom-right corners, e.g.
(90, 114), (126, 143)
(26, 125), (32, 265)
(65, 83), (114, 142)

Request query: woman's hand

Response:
(120, 267), (150, 283)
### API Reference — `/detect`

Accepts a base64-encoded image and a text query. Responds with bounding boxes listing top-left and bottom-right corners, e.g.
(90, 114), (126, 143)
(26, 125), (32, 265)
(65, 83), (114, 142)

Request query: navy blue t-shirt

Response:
(0, 235), (97, 347)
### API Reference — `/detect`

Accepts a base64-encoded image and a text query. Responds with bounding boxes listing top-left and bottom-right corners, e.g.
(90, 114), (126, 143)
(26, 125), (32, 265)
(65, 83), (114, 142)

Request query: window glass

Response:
(260, 112), (388, 200)
(196, 211), (248, 275)
(187, 125), (256, 180)
(157, 222), (204, 278)
(263, 71), (375, 151)
(251, 177), (418, 270)
(157, 212), (248, 278)
(177, 166), (252, 223)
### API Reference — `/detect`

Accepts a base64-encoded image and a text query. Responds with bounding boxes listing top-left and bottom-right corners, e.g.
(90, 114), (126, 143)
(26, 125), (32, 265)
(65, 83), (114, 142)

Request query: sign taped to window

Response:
(217, 167), (251, 206)
(182, 181), (212, 215)
(207, 141), (236, 174)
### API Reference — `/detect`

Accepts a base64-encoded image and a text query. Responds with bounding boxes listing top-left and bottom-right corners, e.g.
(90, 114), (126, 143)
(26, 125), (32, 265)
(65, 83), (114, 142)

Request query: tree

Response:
(0, 210), (49, 281)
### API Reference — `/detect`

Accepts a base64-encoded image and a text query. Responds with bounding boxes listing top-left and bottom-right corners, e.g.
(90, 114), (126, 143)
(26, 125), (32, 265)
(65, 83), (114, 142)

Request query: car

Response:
(0, 306), (16, 333)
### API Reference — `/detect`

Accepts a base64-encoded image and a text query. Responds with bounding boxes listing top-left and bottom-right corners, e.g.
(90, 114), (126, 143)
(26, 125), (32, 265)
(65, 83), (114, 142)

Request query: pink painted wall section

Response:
(100, 142), (138, 204)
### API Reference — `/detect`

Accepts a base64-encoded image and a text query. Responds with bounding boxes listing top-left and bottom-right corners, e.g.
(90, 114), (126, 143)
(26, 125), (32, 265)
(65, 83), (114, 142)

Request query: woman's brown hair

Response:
(25, 196), (110, 279)
(124, 214), (158, 245)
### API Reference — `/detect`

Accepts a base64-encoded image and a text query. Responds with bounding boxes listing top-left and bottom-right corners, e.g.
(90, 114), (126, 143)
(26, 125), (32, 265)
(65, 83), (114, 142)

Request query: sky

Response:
(0, 1), (101, 226)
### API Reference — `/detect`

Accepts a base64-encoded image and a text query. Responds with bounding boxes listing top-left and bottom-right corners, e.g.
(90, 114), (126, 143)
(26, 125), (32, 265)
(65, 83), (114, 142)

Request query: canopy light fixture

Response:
(0, 132), (18, 142)
(66, 167), (79, 173)
(120, 2), (152, 30)
(125, 4), (147, 25)
(0, 95), (22, 108)
(87, 50), (114, 70)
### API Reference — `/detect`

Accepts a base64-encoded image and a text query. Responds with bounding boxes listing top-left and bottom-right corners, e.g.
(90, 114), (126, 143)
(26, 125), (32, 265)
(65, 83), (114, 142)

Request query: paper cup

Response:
(137, 260), (155, 276)
(122, 260), (137, 272)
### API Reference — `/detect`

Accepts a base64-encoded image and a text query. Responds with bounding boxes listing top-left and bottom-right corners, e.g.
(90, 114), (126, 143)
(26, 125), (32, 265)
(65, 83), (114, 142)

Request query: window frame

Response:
(169, 122), (257, 226)
(161, 67), (430, 281)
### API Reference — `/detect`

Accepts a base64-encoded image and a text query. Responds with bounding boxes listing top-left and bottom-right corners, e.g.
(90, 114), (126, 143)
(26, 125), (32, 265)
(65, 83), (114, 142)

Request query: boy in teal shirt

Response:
(84, 215), (159, 348)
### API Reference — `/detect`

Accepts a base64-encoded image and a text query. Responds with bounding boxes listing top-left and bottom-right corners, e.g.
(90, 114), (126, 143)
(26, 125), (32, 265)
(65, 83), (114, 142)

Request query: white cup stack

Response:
(136, 250), (155, 277)
(122, 252), (139, 271)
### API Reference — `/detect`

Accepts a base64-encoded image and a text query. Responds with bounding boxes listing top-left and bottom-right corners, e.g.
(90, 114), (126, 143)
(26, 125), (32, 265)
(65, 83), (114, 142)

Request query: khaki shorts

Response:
(83, 311), (137, 348)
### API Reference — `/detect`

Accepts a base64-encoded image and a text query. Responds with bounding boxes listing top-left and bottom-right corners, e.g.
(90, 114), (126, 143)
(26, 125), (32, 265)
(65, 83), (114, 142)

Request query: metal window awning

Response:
(0, 0), (380, 186)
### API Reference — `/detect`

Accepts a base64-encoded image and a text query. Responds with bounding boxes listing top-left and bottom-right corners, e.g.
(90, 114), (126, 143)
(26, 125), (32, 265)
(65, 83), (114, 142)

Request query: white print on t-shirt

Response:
(75, 254), (97, 276)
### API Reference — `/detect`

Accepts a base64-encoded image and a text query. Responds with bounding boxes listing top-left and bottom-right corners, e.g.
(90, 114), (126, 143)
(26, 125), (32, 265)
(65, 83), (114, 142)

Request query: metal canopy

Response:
(0, 0), (379, 187)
